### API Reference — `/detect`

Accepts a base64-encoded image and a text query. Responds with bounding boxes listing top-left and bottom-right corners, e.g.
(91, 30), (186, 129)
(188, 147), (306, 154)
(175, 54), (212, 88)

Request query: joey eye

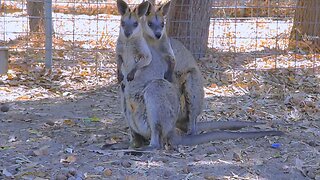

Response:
(148, 22), (152, 27)
(121, 21), (125, 27)
(161, 22), (164, 28)
(133, 22), (138, 27)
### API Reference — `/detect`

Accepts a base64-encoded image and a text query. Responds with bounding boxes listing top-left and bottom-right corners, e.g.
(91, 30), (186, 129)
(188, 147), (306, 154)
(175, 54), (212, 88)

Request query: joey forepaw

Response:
(127, 70), (136, 81)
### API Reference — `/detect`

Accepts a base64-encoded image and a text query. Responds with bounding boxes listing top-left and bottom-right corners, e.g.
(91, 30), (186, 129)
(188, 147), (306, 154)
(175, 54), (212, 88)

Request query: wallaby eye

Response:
(148, 22), (152, 27)
(161, 22), (165, 28)
(133, 22), (138, 27)
(121, 21), (125, 27)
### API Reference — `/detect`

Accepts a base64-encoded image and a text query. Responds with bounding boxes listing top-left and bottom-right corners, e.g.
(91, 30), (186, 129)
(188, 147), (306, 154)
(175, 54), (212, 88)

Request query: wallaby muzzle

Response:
(155, 32), (162, 39)
(124, 30), (132, 38)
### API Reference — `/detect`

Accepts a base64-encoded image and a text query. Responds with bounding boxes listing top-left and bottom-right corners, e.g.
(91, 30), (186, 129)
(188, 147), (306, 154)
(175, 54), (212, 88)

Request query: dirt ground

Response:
(0, 51), (320, 179)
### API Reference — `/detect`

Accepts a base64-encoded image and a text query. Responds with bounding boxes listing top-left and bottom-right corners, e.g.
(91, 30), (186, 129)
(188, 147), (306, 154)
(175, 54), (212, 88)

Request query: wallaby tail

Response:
(196, 121), (265, 131)
(178, 130), (284, 146)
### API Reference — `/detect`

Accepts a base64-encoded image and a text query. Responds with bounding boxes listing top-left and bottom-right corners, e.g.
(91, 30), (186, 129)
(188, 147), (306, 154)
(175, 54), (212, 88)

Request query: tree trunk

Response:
(27, 0), (44, 33)
(290, 0), (320, 52)
(167, 0), (211, 59)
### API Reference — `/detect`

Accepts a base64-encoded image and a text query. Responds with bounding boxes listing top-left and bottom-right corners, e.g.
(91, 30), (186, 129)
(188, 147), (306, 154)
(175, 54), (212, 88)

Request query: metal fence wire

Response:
(0, 0), (319, 92)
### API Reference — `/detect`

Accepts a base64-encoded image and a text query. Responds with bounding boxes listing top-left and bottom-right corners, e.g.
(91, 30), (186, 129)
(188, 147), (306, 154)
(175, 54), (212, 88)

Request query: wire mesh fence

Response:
(0, 0), (319, 93)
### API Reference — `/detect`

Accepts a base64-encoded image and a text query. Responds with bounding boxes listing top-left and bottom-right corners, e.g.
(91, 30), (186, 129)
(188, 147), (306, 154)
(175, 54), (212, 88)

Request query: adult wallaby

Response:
(116, 1), (283, 150)
(116, 0), (180, 148)
(141, 1), (273, 134)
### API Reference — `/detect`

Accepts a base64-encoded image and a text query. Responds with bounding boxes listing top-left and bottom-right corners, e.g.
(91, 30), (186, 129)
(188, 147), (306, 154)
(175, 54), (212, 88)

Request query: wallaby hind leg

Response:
(148, 123), (162, 150)
(143, 87), (163, 150)
(144, 105), (162, 149)
(183, 69), (204, 135)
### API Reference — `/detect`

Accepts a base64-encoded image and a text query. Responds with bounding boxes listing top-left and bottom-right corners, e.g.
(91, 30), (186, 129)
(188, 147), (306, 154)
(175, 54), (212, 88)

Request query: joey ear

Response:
(158, 1), (171, 16)
(136, 1), (150, 17)
(117, 0), (130, 15)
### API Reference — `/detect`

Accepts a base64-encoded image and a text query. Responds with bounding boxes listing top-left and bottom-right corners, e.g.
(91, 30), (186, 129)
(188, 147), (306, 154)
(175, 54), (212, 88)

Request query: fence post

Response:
(0, 47), (9, 75)
(44, 0), (52, 69)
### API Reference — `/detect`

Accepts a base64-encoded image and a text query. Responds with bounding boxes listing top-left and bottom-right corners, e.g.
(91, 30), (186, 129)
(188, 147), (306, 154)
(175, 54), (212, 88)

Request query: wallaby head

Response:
(143, 1), (171, 40)
(117, 0), (150, 39)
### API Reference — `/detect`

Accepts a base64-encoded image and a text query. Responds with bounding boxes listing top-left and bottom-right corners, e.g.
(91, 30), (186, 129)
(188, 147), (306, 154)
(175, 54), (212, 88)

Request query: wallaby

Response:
(116, 0), (259, 135)
(119, 42), (284, 150)
(142, 1), (176, 82)
(115, 1), (283, 150)
(116, 0), (151, 83)
(141, 1), (283, 135)
(116, 0), (178, 148)
(115, 0), (153, 147)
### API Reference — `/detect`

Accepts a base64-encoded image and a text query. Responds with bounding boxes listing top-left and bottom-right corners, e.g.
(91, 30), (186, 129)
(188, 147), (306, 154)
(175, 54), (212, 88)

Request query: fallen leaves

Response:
(103, 169), (112, 176)
(203, 50), (320, 124)
(63, 119), (76, 126)
(0, 146), (14, 150)
(60, 155), (77, 164)
(32, 146), (49, 156)
(84, 116), (101, 122)
(0, 46), (116, 103)
(16, 95), (31, 101)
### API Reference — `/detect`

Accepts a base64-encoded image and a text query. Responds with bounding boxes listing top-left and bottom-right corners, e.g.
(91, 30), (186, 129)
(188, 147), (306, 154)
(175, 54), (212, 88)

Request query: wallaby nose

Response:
(124, 31), (131, 38)
(155, 33), (161, 39)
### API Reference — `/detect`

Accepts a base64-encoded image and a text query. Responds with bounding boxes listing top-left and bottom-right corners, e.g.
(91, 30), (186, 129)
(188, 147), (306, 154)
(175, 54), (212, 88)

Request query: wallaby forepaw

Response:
(135, 53), (147, 62)
(164, 72), (173, 82)
(127, 72), (135, 81)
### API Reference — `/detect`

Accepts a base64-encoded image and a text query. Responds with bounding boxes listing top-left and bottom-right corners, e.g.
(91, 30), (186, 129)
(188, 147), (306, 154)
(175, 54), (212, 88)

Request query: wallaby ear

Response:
(158, 1), (171, 16)
(136, 1), (150, 17)
(146, 1), (155, 16)
(117, 0), (129, 15)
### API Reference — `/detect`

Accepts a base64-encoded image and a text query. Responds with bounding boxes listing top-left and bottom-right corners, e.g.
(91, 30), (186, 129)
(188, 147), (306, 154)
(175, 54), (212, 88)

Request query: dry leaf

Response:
(60, 155), (77, 164)
(204, 175), (217, 180)
(16, 95), (31, 100)
(8, 135), (17, 142)
(33, 146), (49, 156)
(232, 151), (242, 162)
(125, 176), (141, 180)
(104, 169), (112, 176)
(63, 119), (76, 126)
(210, 83), (218, 88)
(295, 158), (307, 176)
